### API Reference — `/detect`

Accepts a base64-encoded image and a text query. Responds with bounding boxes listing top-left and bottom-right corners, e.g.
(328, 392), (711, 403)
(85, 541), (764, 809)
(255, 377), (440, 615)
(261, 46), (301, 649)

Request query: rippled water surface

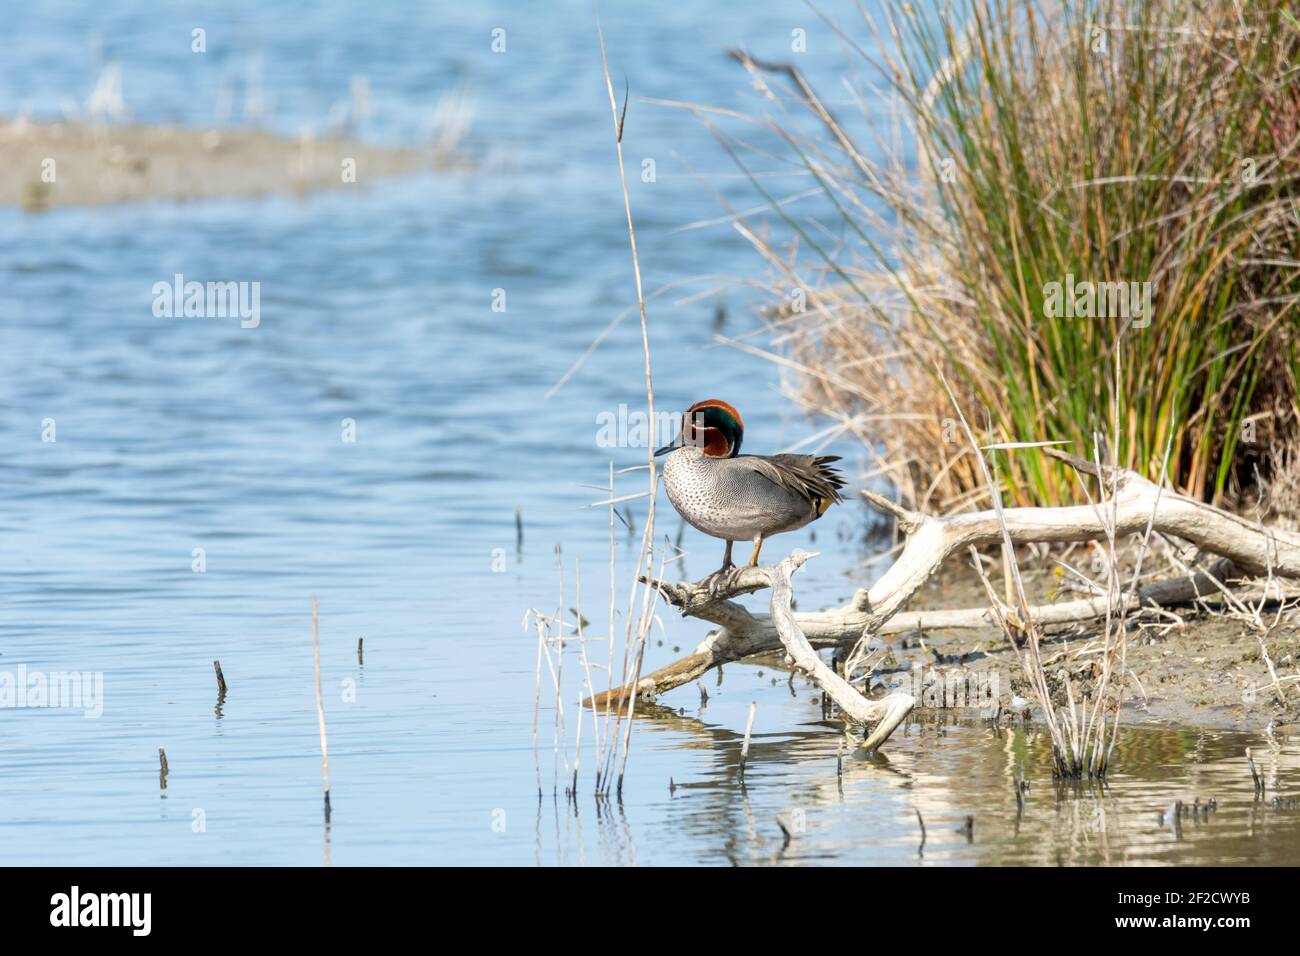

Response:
(2, 0), (1299, 866)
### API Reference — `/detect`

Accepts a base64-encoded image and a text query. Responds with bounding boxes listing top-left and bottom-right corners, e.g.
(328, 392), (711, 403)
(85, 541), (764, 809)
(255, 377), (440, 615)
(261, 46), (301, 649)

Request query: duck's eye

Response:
(701, 428), (731, 457)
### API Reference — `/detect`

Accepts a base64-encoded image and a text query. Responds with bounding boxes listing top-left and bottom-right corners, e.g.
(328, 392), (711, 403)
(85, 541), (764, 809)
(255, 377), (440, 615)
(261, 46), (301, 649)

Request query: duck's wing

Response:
(742, 454), (846, 511)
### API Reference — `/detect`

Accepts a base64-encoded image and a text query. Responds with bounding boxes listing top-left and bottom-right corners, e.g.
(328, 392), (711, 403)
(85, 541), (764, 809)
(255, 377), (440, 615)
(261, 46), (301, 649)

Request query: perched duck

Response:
(655, 398), (845, 585)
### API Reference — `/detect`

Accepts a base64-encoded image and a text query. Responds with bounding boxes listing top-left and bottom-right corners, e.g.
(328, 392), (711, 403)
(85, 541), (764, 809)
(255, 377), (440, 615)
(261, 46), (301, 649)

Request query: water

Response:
(2, 0), (1298, 866)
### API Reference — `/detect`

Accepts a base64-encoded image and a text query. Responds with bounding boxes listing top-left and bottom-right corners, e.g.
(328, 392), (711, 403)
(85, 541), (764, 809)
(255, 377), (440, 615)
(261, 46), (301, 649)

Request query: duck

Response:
(654, 398), (845, 587)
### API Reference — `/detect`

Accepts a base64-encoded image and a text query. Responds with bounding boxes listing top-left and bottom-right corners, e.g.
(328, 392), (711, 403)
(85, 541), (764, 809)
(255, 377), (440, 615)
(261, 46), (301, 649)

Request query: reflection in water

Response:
(534, 685), (1300, 866)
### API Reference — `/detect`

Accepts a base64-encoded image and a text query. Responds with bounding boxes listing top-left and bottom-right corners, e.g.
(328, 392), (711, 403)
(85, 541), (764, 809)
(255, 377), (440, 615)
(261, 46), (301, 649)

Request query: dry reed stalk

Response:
(310, 594), (331, 813)
(532, 611), (544, 796)
(572, 558), (603, 795)
(940, 366), (1130, 778)
(597, 461), (616, 794)
(528, 608), (569, 795)
(740, 701), (757, 777)
(554, 547), (568, 789)
(595, 20), (663, 797)
(611, 547), (669, 795)
(212, 660), (228, 695)
(572, 692), (583, 799)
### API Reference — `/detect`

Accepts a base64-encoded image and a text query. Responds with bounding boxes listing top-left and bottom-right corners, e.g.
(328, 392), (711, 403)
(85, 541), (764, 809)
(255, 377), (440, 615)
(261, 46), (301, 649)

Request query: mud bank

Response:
(0, 119), (466, 209)
(870, 564), (1300, 733)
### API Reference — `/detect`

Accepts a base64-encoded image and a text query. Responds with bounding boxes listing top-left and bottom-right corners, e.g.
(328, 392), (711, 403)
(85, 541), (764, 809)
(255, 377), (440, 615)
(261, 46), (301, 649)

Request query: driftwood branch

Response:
(848, 449), (1300, 623)
(589, 452), (1300, 713)
(767, 551), (914, 749)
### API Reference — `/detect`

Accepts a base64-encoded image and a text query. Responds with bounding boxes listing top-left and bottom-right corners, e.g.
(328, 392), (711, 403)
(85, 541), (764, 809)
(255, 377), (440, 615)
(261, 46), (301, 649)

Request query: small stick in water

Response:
(515, 505), (523, 553)
(916, 809), (926, 856)
(1246, 747), (1264, 797)
(311, 595), (331, 816)
(777, 817), (792, 850)
(213, 660), (228, 695)
(739, 701), (757, 777)
(158, 748), (169, 790)
(957, 815), (974, 841)
(357, 637), (364, 666)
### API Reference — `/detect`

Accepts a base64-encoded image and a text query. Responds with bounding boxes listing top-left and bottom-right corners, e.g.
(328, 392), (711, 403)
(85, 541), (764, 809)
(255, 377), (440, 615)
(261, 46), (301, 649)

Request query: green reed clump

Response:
(741, 0), (1300, 509)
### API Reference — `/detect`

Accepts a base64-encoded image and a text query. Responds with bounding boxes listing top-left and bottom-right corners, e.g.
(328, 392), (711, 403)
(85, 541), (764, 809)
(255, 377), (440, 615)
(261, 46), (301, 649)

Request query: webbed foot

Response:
(702, 562), (739, 596)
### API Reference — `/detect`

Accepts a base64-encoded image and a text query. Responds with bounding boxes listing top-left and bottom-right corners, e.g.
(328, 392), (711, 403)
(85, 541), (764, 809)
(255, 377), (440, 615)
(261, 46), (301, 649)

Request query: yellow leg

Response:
(747, 534), (764, 567)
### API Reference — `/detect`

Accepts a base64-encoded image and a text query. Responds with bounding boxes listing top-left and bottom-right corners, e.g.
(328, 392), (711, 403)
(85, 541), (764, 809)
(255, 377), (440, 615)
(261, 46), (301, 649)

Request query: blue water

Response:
(2, 0), (1298, 866)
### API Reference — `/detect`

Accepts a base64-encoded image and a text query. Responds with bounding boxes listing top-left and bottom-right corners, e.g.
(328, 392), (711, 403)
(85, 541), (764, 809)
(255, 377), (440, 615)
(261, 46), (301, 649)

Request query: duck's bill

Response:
(653, 439), (680, 457)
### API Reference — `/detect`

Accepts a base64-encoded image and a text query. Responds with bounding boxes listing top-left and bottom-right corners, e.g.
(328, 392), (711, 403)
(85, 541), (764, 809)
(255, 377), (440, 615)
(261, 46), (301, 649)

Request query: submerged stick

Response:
(777, 817), (792, 850)
(311, 595), (331, 814)
(213, 660), (228, 695)
(158, 748), (169, 790)
(357, 637), (364, 665)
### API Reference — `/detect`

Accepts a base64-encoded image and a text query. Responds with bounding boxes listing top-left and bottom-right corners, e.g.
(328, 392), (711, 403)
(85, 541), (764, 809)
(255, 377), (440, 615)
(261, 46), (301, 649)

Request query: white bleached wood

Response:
(767, 551), (914, 749)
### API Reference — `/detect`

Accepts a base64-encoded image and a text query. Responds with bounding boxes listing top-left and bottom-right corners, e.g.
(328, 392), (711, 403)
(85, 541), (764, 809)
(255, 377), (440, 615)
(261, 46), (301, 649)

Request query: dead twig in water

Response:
(776, 816), (792, 850)
(1247, 747), (1265, 798)
(213, 660), (228, 696)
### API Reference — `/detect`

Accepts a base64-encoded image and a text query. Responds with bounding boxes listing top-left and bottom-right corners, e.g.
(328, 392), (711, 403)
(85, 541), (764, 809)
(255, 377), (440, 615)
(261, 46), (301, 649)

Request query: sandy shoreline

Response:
(1, 119), (465, 209)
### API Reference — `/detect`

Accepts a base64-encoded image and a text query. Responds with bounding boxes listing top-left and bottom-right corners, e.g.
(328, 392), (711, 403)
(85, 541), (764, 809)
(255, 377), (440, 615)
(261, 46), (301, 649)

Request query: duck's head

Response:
(654, 398), (744, 459)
